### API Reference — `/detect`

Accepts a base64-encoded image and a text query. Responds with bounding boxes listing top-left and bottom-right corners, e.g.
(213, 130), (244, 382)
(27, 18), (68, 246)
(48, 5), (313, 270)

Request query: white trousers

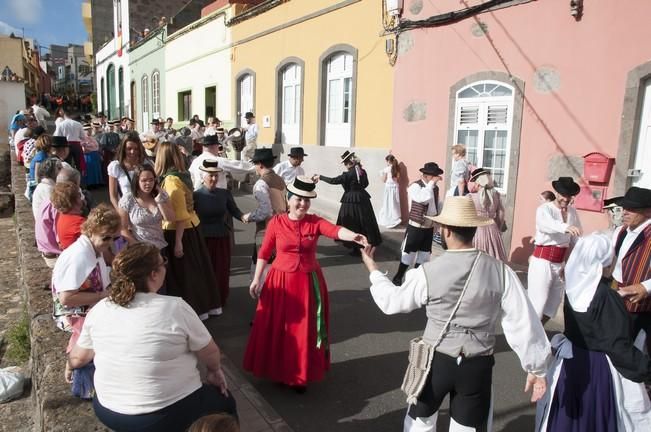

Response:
(527, 256), (564, 319)
(401, 251), (431, 266)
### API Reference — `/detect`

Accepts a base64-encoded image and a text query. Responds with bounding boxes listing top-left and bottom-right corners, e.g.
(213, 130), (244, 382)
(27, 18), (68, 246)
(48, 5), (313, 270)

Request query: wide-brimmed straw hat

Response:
(198, 159), (223, 173)
(426, 196), (493, 227)
(287, 176), (317, 198)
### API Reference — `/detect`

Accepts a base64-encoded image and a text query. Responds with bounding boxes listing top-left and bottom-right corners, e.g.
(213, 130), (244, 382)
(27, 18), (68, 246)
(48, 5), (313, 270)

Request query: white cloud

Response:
(0, 20), (21, 36)
(8, 0), (43, 25)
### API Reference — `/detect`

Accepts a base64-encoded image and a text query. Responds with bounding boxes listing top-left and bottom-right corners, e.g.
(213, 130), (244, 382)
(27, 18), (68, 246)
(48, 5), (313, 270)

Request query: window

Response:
(118, 67), (124, 117)
(152, 71), (160, 117)
(141, 75), (149, 114)
(178, 91), (192, 121)
(323, 51), (355, 147)
(454, 81), (514, 191)
(100, 78), (105, 113)
(237, 73), (253, 127)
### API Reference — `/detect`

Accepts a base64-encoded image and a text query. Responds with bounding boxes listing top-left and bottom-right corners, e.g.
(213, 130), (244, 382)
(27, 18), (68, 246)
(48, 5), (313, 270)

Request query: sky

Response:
(0, 0), (88, 50)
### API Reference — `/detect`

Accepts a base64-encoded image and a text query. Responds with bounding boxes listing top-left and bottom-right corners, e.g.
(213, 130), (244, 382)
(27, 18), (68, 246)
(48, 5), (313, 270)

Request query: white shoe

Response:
(208, 308), (223, 316)
(198, 313), (209, 321)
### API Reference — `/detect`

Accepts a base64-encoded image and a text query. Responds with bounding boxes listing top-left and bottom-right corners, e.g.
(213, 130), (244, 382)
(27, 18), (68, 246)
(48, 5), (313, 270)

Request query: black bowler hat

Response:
(469, 167), (490, 182)
(198, 159), (223, 173)
(419, 162), (444, 176)
(340, 150), (355, 164)
(202, 135), (220, 146)
(288, 147), (307, 158)
(609, 187), (651, 209)
(51, 136), (69, 148)
(552, 177), (580, 197)
(244, 112), (255, 119)
(287, 175), (317, 198)
(250, 148), (274, 163)
(150, 118), (160, 125)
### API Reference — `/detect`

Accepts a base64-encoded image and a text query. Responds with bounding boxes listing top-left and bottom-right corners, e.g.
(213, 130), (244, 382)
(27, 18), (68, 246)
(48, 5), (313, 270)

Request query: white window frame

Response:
(152, 71), (160, 118)
(453, 81), (514, 193)
(324, 52), (353, 147)
(239, 74), (253, 127)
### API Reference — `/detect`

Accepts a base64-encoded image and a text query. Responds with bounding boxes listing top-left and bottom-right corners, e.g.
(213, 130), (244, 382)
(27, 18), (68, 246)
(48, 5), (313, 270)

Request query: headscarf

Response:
(564, 232), (613, 312)
(475, 173), (494, 210)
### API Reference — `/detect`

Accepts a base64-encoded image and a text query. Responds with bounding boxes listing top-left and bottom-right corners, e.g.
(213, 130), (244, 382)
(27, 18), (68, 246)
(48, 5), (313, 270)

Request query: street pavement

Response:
(206, 190), (562, 432)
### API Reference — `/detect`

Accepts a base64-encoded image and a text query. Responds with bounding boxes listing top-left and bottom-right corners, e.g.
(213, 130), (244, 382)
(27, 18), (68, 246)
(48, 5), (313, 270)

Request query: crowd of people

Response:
(8, 99), (651, 432)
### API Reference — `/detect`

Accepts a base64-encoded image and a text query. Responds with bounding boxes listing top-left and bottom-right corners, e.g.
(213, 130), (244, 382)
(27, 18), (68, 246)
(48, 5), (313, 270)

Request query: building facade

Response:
(130, 26), (167, 131)
(390, 0), (651, 264)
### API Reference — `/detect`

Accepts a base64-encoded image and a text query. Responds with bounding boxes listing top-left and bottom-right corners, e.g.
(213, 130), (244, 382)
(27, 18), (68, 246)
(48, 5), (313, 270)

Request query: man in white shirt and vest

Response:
(361, 197), (551, 432)
(243, 112), (258, 162)
(273, 147), (307, 184)
(528, 176), (582, 324)
(393, 162), (443, 285)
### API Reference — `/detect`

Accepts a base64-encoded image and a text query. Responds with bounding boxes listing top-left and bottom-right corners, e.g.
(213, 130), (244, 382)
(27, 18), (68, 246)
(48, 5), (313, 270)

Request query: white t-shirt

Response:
(77, 293), (212, 414)
(273, 160), (305, 184)
(107, 160), (139, 197)
(32, 180), (54, 219)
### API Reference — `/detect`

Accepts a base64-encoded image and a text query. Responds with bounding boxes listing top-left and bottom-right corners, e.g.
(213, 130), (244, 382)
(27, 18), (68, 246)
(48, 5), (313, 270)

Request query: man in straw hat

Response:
(360, 196), (551, 432)
(392, 162), (443, 285)
(528, 176), (582, 324)
(188, 134), (255, 191)
(608, 186), (651, 355)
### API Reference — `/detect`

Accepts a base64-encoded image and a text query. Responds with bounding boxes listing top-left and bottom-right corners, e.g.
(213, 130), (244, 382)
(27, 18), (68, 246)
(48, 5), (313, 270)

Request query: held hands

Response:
(242, 213), (251, 224)
(311, 174), (320, 183)
(565, 225), (581, 237)
(352, 233), (369, 248)
(249, 279), (262, 299)
(618, 283), (648, 304)
(206, 367), (229, 396)
(360, 245), (378, 272)
(524, 373), (546, 403)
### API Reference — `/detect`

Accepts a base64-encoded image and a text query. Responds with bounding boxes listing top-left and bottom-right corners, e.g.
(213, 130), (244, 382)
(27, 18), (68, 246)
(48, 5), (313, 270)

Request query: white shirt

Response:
(54, 117), (84, 142)
(76, 293), (212, 414)
(249, 178), (272, 222)
(31, 179), (55, 219)
(245, 123), (258, 143)
(408, 179), (439, 217)
(273, 160), (305, 184)
(189, 152), (256, 190)
(382, 166), (398, 186)
(13, 127), (29, 158)
(533, 201), (582, 247)
(368, 252), (551, 376)
(611, 219), (651, 293)
(32, 104), (50, 127)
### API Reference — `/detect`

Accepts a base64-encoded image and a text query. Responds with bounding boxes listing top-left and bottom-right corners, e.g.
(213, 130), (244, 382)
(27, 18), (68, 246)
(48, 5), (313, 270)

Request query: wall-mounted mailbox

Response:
(575, 184), (607, 212)
(583, 152), (614, 183)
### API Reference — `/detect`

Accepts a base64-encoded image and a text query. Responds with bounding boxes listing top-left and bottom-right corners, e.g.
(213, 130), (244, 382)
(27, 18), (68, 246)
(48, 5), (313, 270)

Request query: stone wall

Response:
(10, 160), (108, 431)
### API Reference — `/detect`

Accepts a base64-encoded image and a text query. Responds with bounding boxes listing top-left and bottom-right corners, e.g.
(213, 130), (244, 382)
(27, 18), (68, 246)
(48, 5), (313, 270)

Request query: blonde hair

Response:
(110, 243), (161, 307)
(154, 141), (186, 176)
(81, 203), (121, 236)
(451, 144), (466, 157)
(35, 134), (52, 152)
(50, 181), (82, 213)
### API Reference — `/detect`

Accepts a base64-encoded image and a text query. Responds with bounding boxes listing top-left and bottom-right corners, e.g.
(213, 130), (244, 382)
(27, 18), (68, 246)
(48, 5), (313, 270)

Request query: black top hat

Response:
(340, 150), (355, 164)
(51, 136), (69, 148)
(609, 187), (651, 209)
(419, 162), (444, 176)
(251, 148), (274, 163)
(288, 147), (307, 158)
(287, 175), (317, 198)
(552, 177), (580, 197)
(244, 112), (255, 119)
(469, 167), (490, 182)
(202, 135), (220, 146)
(198, 159), (223, 173)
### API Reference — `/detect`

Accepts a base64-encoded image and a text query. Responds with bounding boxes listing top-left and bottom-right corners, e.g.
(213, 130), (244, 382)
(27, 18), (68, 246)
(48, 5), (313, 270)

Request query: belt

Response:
(42, 252), (59, 259)
(532, 245), (568, 263)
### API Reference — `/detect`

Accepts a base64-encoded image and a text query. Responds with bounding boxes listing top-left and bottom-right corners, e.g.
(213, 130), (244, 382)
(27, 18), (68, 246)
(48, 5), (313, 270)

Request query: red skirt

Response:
(243, 267), (330, 386)
(205, 236), (232, 306)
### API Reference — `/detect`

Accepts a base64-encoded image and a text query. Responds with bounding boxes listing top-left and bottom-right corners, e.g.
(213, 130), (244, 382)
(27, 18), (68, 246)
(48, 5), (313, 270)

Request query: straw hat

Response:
(198, 159), (223, 173)
(287, 176), (317, 198)
(426, 196), (493, 227)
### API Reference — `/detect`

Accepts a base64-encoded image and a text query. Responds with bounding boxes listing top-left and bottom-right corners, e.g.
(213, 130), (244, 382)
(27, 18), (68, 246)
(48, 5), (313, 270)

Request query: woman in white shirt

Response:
(377, 154), (402, 228)
(107, 132), (148, 210)
(67, 242), (237, 432)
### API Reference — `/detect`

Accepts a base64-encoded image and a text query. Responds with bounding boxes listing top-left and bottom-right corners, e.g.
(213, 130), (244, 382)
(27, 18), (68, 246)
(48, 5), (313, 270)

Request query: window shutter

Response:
(487, 105), (508, 124)
(459, 106), (479, 125)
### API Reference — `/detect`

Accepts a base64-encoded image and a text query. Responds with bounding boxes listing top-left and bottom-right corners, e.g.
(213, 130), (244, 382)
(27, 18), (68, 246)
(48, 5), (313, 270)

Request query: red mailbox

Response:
(583, 152), (614, 183)
(575, 184), (607, 212)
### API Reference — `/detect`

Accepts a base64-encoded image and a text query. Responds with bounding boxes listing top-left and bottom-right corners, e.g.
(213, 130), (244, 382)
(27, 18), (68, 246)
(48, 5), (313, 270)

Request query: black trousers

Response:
(93, 384), (237, 432)
(408, 352), (494, 430)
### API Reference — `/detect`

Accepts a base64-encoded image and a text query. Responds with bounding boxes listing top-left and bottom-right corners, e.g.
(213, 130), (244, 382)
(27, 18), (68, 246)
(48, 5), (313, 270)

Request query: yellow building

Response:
(229, 0), (395, 207)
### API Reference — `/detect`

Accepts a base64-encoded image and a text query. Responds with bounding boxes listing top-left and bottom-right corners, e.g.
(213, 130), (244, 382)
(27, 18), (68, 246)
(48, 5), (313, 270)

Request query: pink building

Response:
(390, 0), (651, 265)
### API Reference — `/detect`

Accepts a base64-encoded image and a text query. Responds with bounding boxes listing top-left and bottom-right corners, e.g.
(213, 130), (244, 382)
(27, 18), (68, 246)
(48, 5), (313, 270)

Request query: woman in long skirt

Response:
(468, 168), (507, 261)
(155, 142), (221, 320)
(536, 233), (651, 431)
(377, 154), (401, 228)
(244, 177), (368, 391)
(314, 151), (382, 255)
(81, 124), (104, 187)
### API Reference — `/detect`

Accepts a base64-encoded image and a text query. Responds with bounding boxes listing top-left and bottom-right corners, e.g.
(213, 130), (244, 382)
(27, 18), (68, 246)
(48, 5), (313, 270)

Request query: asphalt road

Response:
(206, 190), (561, 432)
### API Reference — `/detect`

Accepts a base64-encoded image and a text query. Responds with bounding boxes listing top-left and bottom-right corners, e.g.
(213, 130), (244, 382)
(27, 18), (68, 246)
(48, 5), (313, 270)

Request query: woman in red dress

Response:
(243, 176), (368, 392)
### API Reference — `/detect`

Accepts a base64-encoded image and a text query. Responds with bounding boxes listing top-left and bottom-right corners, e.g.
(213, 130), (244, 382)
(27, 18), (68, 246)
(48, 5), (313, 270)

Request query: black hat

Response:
(287, 175), (317, 198)
(198, 159), (223, 173)
(150, 118), (160, 125)
(288, 147), (307, 158)
(251, 148), (274, 163)
(469, 167), (490, 182)
(609, 187), (651, 209)
(552, 177), (580, 197)
(32, 126), (45, 138)
(419, 162), (444, 176)
(51, 136), (69, 148)
(244, 112), (255, 119)
(216, 127), (225, 133)
(603, 196), (622, 210)
(202, 135), (220, 146)
(340, 150), (355, 164)
(82, 123), (91, 130)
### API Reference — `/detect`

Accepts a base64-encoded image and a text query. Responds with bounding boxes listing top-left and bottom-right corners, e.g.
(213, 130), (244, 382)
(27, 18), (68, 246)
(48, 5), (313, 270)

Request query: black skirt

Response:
(336, 191), (382, 247)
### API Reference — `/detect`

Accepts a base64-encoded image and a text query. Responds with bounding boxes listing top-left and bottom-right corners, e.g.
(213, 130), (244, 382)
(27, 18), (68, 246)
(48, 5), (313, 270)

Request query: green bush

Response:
(5, 312), (30, 364)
